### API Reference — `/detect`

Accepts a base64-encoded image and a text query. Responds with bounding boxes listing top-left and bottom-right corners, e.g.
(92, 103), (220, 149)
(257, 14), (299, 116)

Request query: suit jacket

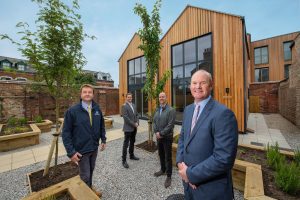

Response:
(122, 102), (139, 132)
(176, 98), (238, 200)
(153, 104), (176, 139)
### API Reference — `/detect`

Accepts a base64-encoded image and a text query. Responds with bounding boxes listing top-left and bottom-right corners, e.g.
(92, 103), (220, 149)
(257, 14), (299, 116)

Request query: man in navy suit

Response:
(176, 70), (238, 200)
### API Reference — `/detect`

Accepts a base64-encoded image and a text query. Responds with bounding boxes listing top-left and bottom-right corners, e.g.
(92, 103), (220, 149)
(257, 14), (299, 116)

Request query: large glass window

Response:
(254, 46), (268, 64)
(284, 64), (291, 79)
(128, 56), (148, 117)
(255, 67), (269, 82)
(172, 34), (212, 121)
(283, 41), (292, 61)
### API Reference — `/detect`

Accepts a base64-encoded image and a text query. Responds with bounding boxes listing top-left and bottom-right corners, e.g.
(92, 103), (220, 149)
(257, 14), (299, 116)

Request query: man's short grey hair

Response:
(192, 69), (213, 85)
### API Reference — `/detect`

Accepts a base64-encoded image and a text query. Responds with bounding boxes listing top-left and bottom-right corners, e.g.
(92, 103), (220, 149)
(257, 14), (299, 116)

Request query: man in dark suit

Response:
(121, 93), (139, 168)
(176, 70), (238, 200)
(153, 92), (176, 188)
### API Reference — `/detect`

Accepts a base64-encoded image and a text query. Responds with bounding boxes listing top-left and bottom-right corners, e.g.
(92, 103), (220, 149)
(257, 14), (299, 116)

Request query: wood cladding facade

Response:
(119, 6), (248, 132)
(250, 32), (299, 82)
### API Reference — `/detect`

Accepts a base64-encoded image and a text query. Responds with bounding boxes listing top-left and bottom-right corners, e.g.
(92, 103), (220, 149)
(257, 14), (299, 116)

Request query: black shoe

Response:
(122, 161), (129, 168)
(130, 155), (139, 160)
(164, 177), (171, 188)
(154, 170), (166, 177)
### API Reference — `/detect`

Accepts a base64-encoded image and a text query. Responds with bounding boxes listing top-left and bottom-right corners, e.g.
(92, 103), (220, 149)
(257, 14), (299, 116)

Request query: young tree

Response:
(134, 0), (170, 146)
(1, 0), (93, 174)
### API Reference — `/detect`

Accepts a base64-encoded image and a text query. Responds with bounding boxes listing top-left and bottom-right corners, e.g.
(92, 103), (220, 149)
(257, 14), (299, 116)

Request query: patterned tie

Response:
(191, 104), (200, 133)
(88, 105), (92, 126)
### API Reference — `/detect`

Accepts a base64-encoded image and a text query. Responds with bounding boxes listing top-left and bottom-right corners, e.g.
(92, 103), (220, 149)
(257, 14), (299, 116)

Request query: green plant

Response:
(266, 142), (285, 170)
(275, 161), (300, 194)
(173, 134), (180, 144)
(14, 126), (31, 133)
(18, 117), (28, 126)
(41, 194), (56, 200)
(3, 127), (15, 135)
(251, 154), (261, 161)
(295, 147), (300, 166)
(7, 117), (17, 127)
(34, 115), (43, 123)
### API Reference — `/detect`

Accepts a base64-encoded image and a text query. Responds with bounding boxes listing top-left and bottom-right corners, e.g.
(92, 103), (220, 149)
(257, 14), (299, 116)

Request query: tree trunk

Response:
(148, 96), (153, 146)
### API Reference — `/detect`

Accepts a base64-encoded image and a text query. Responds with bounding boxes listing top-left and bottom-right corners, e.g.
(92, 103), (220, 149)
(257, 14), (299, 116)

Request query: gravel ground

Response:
(263, 113), (300, 150)
(0, 130), (244, 200)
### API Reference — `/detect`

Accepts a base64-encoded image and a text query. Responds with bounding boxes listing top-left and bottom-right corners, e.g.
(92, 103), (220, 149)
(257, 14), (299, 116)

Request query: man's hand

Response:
(189, 183), (197, 190)
(100, 143), (106, 151)
(135, 123), (139, 128)
(178, 162), (189, 183)
(71, 152), (82, 165)
(156, 132), (162, 139)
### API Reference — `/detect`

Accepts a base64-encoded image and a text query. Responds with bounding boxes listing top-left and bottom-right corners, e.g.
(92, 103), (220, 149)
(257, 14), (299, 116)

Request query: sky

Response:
(0, 0), (299, 87)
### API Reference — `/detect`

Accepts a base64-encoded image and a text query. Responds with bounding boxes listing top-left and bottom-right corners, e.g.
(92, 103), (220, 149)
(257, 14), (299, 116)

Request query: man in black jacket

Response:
(153, 92), (176, 188)
(62, 84), (106, 197)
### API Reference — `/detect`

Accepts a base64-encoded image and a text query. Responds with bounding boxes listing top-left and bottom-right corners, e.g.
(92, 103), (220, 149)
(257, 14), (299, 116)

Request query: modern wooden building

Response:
(119, 6), (250, 132)
(250, 32), (299, 83)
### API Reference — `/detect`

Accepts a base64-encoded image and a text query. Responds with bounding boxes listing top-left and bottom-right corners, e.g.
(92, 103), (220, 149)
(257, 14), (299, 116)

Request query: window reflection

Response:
(171, 34), (212, 122)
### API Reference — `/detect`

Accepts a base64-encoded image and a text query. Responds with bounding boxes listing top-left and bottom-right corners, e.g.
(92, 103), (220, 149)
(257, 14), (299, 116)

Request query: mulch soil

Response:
(136, 140), (158, 153)
(28, 161), (79, 192)
(237, 147), (300, 200)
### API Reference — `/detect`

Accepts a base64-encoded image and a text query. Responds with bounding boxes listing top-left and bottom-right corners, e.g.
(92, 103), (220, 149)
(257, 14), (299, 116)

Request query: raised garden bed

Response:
(23, 176), (99, 200)
(172, 135), (299, 200)
(27, 161), (79, 193)
(0, 124), (41, 151)
(29, 119), (53, 133)
(104, 117), (113, 129)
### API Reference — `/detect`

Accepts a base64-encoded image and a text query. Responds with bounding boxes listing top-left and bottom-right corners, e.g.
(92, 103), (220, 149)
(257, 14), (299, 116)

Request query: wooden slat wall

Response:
(118, 33), (143, 110)
(119, 6), (246, 132)
(250, 32), (299, 82)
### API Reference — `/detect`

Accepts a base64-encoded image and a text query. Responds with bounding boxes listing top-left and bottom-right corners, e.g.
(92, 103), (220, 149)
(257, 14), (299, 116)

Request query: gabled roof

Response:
(118, 33), (140, 62)
(119, 5), (244, 61)
(251, 31), (300, 43)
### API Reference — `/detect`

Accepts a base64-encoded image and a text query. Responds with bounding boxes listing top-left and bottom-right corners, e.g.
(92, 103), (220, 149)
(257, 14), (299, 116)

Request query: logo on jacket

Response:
(95, 111), (100, 116)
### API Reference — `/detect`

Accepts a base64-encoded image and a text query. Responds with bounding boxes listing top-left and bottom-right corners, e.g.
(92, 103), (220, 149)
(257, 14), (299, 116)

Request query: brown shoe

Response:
(154, 170), (166, 177)
(164, 177), (171, 188)
(92, 187), (102, 198)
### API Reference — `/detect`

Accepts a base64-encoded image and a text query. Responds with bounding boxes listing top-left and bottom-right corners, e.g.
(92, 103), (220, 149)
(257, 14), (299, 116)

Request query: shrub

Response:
(266, 142), (285, 170)
(173, 134), (180, 144)
(7, 117), (17, 127)
(295, 147), (300, 166)
(275, 161), (300, 195)
(34, 115), (43, 123)
(3, 127), (15, 135)
(18, 117), (28, 126)
(14, 126), (31, 133)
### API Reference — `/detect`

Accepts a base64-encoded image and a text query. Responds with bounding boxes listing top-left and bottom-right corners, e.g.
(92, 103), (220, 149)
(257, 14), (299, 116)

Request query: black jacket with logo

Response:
(62, 100), (106, 158)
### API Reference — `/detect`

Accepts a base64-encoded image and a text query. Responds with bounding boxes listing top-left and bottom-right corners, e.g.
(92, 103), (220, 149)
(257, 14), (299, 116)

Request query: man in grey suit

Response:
(176, 70), (238, 200)
(121, 93), (140, 168)
(153, 92), (176, 188)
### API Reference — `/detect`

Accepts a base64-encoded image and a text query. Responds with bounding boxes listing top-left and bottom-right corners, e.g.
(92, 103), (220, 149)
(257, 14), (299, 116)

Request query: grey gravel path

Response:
(263, 113), (300, 150)
(0, 128), (244, 200)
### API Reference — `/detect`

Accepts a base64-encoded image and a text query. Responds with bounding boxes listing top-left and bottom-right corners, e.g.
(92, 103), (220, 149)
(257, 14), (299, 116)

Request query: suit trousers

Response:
(122, 128), (137, 161)
(157, 137), (173, 177)
(78, 149), (98, 187)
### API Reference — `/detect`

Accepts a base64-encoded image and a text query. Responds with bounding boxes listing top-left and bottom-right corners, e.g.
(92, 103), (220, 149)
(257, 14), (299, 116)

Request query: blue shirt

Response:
(81, 101), (92, 112)
(194, 95), (211, 118)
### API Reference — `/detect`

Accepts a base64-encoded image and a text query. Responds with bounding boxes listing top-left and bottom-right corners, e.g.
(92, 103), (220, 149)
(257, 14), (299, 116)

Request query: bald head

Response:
(159, 92), (167, 106)
(190, 70), (213, 103)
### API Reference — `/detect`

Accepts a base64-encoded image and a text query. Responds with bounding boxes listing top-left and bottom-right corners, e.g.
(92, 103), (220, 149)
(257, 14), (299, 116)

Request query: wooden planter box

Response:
(29, 120), (53, 133)
(104, 117), (113, 129)
(171, 143), (295, 200)
(0, 124), (41, 152)
(23, 175), (99, 200)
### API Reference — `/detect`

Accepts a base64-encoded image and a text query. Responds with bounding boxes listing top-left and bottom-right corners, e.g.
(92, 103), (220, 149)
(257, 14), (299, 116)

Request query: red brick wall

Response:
(279, 34), (300, 128)
(249, 82), (279, 113)
(0, 82), (119, 123)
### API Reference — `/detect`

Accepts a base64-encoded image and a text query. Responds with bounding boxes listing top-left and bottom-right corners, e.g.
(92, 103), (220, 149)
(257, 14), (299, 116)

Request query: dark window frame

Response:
(171, 32), (213, 123)
(254, 46), (269, 64)
(284, 64), (291, 79)
(283, 41), (292, 61)
(254, 67), (269, 82)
